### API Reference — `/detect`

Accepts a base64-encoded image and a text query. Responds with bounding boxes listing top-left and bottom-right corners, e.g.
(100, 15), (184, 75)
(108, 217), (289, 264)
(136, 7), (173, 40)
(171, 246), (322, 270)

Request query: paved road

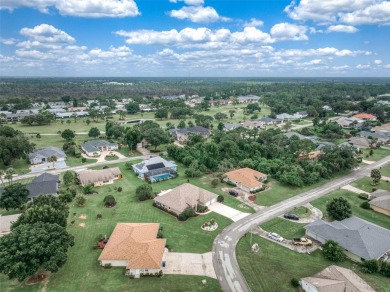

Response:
(212, 156), (390, 292)
(7, 155), (146, 183)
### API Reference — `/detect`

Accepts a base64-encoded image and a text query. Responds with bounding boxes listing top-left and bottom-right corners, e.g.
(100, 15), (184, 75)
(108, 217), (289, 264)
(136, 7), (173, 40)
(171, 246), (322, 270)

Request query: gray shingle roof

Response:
(81, 140), (117, 153)
(370, 195), (390, 212)
(305, 216), (390, 260)
(133, 156), (176, 174)
(29, 147), (66, 160)
(169, 126), (211, 137)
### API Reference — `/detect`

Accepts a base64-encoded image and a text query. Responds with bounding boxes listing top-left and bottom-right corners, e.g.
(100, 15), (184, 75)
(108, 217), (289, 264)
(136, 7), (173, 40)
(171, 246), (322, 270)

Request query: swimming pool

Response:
(150, 173), (174, 182)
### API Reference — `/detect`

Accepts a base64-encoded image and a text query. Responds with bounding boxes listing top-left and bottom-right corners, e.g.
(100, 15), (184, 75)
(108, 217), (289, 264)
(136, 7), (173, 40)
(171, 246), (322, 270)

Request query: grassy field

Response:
(293, 206), (312, 218)
(237, 235), (390, 292)
(352, 177), (390, 193)
(380, 164), (390, 177)
(311, 189), (390, 229)
(361, 148), (390, 161)
(1, 161), (234, 291)
(260, 218), (306, 239)
(255, 171), (350, 206)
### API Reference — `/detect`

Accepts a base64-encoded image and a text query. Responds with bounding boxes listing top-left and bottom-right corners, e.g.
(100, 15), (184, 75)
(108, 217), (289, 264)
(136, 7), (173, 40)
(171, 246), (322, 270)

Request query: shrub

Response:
(178, 213), (187, 221)
(211, 178), (219, 188)
(379, 262), (390, 277)
(75, 194), (86, 207)
(103, 166), (109, 169)
(81, 157), (87, 163)
(217, 195), (224, 202)
(358, 193), (369, 200)
(104, 263), (112, 269)
(117, 187), (122, 192)
(326, 197), (352, 221)
(59, 191), (73, 203)
(183, 206), (196, 218)
(96, 214), (103, 219)
(103, 195), (116, 207)
(226, 180), (237, 187)
(196, 204), (208, 213)
(360, 201), (371, 209)
(83, 184), (94, 195)
(290, 278), (300, 287)
(322, 240), (345, 262)
(362, 260), (379, 274)
(136, 184), (153, 201)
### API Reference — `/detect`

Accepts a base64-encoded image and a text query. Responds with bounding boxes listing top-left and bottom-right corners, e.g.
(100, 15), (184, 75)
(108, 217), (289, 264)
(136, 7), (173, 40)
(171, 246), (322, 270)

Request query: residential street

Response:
(212, 155), (390, 292)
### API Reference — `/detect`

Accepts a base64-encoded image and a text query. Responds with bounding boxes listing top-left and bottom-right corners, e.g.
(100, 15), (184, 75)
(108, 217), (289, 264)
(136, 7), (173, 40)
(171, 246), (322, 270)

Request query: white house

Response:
(81, 140), (118, 157)
(28, 147), (67, 165)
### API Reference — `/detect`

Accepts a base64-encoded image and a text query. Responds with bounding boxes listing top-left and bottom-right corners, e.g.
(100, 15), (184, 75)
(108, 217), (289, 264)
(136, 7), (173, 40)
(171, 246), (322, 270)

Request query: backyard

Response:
(237, 235), (390, 292)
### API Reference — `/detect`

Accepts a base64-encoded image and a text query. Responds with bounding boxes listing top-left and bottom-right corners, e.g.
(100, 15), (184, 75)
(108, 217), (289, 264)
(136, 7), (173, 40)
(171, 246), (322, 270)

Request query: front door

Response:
(135, 269), (140, 278)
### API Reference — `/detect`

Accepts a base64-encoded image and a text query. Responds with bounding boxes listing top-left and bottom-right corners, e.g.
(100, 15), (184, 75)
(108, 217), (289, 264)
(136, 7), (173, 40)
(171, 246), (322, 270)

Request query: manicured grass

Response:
(237, 235), (390, 292)
(260, 218), (306, 239)
(293, 206), (311, 218)
(352, 177), (390, 193)
(255, 171), (350, 206)
(66, 156), (98, 167)
(105, 155), (119, 161)
(361, 148), (390, 161)
(115, 147), (141, 157)
(311, 189), (390, 229)
(380, 164), (390, 178)
(1, 161), (228, 291)
(0, 159), (30, 175)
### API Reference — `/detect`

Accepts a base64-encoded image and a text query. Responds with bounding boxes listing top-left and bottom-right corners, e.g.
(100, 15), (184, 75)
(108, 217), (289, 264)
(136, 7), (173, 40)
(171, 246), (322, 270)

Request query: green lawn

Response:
(311, 189), (390, 229)
(361, 148), (390, 161)
(255, 171), (350, 206)
(352, 177), (390, 193)
(0, 159), (30, 175)
(293, 206), (312, 218)
(1, 162), (230, 291)
(237, 235), (390, 292)
(380, 164), (390, 178)
(260, 218), (306, 239)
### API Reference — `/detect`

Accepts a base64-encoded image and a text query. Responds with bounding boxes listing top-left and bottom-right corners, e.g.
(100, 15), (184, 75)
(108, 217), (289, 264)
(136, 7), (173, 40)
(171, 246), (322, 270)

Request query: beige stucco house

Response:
(98, 223), (165, 278)
(224, 167), (267, 193)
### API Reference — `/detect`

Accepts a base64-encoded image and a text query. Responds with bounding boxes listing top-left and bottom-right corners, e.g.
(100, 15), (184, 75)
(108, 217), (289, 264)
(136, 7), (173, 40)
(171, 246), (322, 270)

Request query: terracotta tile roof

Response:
(353, 113), (377, 119)
(78, 167), (121, 185)
(225, 168), (267, 189)
(154, 183), (218, 214)
(98, 223), (165, 269)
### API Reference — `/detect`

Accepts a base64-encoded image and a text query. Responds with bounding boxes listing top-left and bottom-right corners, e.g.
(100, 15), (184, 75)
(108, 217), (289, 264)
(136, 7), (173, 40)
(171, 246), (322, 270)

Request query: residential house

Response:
(372, 123), (390, 132)
(98, 223), (165, 278)
(0, 214), (21, 236)
(285, 132), (318, 143)
(357, 130), (390, 143)
(369, 190), (390, 216)
(353, 113), (377, 121)
(347, 137), (372, 149)
(322, 105), (332, 111)
(169, 126), (211, 144)
(56, 111), (89, 119)
(225, 168), (267, 193)
(48, 101), (66, 108)
(132, 156), (177, 182)
(237, 95), (260, 103)
(304, 216), (390, 262)
(316, 142), (336, 152)
(276, 113), (295, 121)
(0, 173), (60, 200)
(29, 147), (67, 165)
(336, 117), (364, 129)
(77, 167), (122, 187)
(209, 99), (232, 106)
(81, 140), (119, 157)
(377, 100), (390, 106)
(300, 265), (375, 292)
(240, 120), (266, 130)
(223, 123), (242, 132)
(259, 117), (278, 125)
(154, 183), (218, 216)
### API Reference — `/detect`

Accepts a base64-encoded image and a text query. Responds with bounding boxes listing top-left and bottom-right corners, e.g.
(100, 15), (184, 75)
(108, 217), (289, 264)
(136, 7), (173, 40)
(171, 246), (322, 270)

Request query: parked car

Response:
(283, 213), (299, 220)
(229, 190), (239, 197)
(267, 232), (284, 242)
(292, 237), (313, 246)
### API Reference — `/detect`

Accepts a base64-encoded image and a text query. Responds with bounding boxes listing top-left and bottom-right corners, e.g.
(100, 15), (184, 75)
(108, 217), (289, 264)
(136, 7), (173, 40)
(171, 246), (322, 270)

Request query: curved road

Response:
(212, 156), (390, 292)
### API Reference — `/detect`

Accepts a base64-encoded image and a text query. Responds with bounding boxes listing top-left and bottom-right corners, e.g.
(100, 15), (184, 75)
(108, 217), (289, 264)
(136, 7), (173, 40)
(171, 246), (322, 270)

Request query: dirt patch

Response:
(79, 223), (86, 227)
(26, 274), (47, 285)
(248, 195), (256, 201)
(79, 215), (87, 219)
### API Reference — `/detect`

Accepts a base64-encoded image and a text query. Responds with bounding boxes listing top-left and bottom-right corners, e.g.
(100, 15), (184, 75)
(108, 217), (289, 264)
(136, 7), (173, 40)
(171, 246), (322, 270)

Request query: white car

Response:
(268, 232), (284, 242)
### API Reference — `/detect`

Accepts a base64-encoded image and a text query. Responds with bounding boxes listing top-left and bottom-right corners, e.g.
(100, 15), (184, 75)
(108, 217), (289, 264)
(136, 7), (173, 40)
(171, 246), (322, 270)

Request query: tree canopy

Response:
(326, 197), (352, 221)
(0, 126), (35, 165)
(0, 183), (29, 211)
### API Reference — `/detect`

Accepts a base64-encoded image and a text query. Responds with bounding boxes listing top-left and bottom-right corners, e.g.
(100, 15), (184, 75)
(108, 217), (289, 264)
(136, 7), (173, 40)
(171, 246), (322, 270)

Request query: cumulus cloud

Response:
(20, 24), (75, 44)
(244, 18), (264, 27)
(285, 0), (390, 26)
(169, 0), (204, 5)
(1, 38), (17, 45)
(270, 23), (308, 41)
(0, 0), (140, 17)
(374, 59), (383, 64)
(327, 25), (359, 33)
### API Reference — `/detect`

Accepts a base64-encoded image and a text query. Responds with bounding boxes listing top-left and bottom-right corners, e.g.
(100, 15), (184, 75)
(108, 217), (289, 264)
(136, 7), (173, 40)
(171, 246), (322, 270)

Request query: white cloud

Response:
(244, 18), (264, 27)
(374, 59), (383, 64)
(0, 0), (140, 17)
(356, 63), (371, 69)
(270, 23), (308, 41)
(340, 1), (390, 25)
(1, 38), (17, 45)
(285, 0), (390, 26)
(327, 25), (359, 33)
(169, 0), (204, 5)
(20, 24), (75, 43)
(169, 5), (228, 23)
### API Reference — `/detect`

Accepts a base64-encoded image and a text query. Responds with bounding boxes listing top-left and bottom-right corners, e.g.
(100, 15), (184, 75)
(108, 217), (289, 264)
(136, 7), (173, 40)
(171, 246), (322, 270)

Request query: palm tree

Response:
(48, 155), (58, 168)
(5, 168), (15, 185)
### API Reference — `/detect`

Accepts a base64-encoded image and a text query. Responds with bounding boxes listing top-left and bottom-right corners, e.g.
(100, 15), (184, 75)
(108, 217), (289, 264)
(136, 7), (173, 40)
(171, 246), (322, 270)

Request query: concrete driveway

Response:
(162, 251), (216, 279)
(30, 161), (68, 173)
(208, 202), (250, 222)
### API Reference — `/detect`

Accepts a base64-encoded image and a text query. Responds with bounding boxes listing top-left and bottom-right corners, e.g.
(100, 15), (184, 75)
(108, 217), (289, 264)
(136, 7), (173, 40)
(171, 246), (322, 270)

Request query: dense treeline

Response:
(167, 128), (357, 187)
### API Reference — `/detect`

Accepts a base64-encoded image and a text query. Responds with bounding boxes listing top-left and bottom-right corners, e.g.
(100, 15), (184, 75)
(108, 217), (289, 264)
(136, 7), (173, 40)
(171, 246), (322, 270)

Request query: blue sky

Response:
(0, 0), (389, 77)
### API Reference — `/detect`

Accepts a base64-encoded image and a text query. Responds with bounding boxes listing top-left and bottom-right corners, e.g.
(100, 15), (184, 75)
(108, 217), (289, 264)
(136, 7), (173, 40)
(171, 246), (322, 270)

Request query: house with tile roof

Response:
(300, 265), (375, 292)
(224, 168), (267, 193)
(353, 113), (377, 121)
(77, 167), (122, 187)
(98, 223), (165, 278)
(29, 147), (67, 165)
(304, 216), (390, 262)
(81, 140), (118, 157)
(132, 156), (177, 182)
(153, 183), (218, 216)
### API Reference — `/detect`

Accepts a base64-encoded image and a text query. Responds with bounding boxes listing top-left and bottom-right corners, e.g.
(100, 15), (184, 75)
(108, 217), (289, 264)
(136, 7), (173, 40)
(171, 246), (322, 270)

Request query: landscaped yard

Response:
(260, 218), (306, 239)
(352, 177), (390, 193)
(0, 162), (231, 291)
(237, 235), (390, 292)
(361, 148), (390, 161)
(311, 189), (390, 229)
